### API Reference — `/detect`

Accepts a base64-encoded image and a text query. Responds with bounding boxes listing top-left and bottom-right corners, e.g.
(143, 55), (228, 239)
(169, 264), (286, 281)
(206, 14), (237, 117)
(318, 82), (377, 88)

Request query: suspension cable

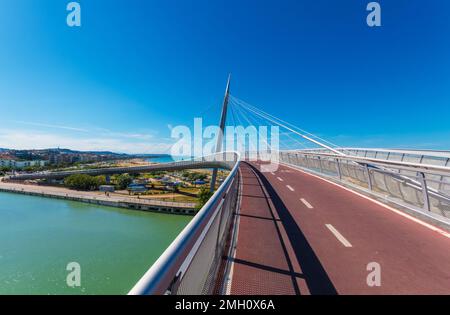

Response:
(229, 96), (347, 156)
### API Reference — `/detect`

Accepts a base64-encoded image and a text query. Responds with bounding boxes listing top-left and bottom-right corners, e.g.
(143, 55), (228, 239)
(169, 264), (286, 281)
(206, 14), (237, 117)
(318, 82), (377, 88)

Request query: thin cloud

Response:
(0, 129), (174, 154)
(92, 127), (157, 140)
(11, 121), (157, 141)
(13, 120), (88, 132)
(101, 131), (155, 140)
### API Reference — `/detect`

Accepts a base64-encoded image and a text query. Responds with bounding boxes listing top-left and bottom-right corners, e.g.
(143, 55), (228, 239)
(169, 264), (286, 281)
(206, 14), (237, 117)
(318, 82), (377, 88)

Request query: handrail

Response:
(128, 152), (240, 295)
(284, 151), (450, 176)
(297, 147), (450, 158)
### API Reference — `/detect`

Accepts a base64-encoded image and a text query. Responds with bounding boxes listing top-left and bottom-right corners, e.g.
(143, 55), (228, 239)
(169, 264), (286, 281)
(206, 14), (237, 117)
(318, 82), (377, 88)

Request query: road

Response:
(228, 162), (450, 294)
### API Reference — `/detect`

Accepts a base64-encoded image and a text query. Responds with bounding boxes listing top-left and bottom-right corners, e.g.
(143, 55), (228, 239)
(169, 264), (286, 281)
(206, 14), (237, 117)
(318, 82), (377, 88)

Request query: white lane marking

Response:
(277, 177), (284, 182)
(281, 163), (450, 240)
(300, 198), (313, 209)
(271, 172), (275, 176)
(326, 224), (353, 247)
(286, 185), (295, 192)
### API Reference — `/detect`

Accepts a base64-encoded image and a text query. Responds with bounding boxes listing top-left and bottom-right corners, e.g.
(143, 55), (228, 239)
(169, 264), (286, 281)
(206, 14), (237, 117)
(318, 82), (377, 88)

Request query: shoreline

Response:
(0, 181), (196, 216)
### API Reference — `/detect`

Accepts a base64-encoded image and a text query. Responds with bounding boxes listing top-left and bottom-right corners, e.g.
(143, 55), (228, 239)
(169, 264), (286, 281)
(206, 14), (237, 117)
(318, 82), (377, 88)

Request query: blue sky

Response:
(0, 0), (449, 153)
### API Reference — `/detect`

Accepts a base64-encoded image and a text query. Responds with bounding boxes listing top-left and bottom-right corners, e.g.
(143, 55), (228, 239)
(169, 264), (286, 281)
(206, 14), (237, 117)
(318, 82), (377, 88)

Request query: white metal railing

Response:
(128, 152), (240, 295)
(297, 148), (450, 165)
(279, 150), (450, 225)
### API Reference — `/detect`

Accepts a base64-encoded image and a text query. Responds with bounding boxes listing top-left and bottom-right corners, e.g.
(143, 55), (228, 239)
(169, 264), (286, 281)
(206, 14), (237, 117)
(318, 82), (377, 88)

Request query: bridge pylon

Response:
(210, 74), (231, 192)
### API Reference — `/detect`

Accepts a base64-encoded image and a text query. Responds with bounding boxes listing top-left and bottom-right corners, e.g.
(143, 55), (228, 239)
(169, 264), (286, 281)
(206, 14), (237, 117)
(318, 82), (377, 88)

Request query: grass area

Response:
(33, 168), (223, 206)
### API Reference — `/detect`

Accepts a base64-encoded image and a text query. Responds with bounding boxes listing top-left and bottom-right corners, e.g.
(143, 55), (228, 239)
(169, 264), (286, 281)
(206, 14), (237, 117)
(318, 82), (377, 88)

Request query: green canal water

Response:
(0, 191), (192, 295)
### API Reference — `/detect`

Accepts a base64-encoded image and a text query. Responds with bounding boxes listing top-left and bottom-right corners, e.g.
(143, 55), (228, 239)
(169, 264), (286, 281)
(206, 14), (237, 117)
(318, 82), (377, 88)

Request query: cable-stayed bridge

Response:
(7, 77), (450, 295)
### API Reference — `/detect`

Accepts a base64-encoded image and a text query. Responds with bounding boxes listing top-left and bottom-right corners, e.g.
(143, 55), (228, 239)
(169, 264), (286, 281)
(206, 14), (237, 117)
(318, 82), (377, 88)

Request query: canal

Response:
(0, 191), (191, 295)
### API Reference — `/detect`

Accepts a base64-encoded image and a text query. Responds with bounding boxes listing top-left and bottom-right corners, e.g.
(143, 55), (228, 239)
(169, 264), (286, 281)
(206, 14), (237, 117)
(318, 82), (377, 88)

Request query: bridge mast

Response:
(210, 74), (231, 192)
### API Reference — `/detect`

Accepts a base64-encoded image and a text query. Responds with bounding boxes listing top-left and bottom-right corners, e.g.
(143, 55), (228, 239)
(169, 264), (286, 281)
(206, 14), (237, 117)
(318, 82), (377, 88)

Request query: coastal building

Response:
(0, 155), (15, 168)
(0, 156), (48, 169)
(49, 153), (77, 165)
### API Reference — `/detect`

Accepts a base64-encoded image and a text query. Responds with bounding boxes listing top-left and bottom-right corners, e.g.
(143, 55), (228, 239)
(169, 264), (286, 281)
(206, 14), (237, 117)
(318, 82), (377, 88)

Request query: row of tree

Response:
(182, 171), (208, 182)
(63, 173), (134, 191)
(0, 167), (12, 175)
(63, 174), (107, 191)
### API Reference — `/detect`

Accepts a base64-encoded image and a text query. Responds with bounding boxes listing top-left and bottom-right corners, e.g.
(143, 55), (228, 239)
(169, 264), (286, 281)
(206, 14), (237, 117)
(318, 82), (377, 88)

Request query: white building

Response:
(0, 159), (14, 168)
(0, 159), (48, 169)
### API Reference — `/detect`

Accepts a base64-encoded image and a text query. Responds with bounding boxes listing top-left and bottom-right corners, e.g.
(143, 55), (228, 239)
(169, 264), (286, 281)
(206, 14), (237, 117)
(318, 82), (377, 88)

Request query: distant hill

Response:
(47, 149), (171, 157)
(134, 154), (171, 158)
(45, 148), (130, 156)
(0, 147), (170, 157)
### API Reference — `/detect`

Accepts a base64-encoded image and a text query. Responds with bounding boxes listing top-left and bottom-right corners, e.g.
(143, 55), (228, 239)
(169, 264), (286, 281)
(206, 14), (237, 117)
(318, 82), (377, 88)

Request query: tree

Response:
(116, 174), (133, 190)
(192, 173), (207, 181)
(64, 174), (101, 191)
(23, 166), (37, 172)
(0, 166), (12, 174)
(94, 175), (107, 187)
(196, 187), (213, 210)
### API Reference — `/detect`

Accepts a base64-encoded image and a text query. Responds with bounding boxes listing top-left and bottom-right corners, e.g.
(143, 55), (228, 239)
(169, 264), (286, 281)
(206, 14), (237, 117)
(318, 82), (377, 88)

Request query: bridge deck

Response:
(229, 162), (450, 294)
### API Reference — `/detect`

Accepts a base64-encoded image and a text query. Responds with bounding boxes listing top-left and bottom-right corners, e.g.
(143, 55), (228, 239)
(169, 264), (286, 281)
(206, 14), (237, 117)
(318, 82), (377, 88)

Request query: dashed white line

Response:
(286, 185), (294, 192)
(325, 224), (352, 247)
(300, 198), (313, 209)
(281, 162), (450, 240)
(277, 177), (284, 182)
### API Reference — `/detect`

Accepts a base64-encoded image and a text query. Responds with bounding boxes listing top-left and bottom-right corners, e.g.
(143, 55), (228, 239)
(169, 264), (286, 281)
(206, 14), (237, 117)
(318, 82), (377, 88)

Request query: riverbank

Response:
(0, 181), (196, 215)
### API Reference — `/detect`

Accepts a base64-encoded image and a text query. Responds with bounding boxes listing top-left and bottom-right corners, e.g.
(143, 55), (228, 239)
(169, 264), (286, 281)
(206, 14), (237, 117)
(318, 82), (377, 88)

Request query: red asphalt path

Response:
(229, 162), (450, 295)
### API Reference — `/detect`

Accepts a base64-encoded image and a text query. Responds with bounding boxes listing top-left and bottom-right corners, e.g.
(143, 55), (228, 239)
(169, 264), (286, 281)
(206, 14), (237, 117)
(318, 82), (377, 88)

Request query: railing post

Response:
(335, 158), (342, 180)
(365, 164), (373, 191)
(318, 156), (323, 174)
(165, 272), (182, 295)
(439, 158), (450, 193)
(418, 172), (431, 212)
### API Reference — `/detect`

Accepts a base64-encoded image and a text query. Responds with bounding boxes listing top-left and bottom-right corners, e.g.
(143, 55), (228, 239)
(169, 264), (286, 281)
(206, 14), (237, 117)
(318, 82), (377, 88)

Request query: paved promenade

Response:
(0, 180), (196, 215)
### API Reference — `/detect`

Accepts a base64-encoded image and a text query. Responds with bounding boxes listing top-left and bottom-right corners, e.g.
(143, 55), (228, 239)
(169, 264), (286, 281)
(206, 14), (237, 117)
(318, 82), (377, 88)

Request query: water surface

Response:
(0, 191), (191, 295)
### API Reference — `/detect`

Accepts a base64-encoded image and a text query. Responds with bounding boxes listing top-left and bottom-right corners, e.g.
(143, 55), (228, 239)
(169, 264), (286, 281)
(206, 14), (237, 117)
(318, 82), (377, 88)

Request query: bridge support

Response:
(210, 75), (231, 192)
